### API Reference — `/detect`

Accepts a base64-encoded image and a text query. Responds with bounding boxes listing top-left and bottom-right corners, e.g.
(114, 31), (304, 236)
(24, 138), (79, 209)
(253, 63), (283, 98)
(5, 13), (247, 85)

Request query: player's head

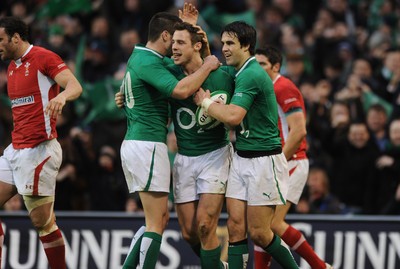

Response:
(220, 21), (256, 69)
(172, 22), (204, 66)
(255, 46), (282, 77)
(0, 16), (29, 61)
(147, 12), (182, 56)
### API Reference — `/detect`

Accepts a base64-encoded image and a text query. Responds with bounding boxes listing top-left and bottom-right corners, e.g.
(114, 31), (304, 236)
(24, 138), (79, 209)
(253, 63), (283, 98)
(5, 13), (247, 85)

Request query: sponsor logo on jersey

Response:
(11, 95), (35, 108)
(9, 70), (13, 76)
(284, 97), (297, 104)
(234, 93), (242, 97)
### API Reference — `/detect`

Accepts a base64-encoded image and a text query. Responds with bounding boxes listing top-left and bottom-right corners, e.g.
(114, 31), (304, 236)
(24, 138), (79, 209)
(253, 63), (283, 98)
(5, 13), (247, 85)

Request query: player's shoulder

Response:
(29, 46), (58, 58)
(276, 75), (300, 91)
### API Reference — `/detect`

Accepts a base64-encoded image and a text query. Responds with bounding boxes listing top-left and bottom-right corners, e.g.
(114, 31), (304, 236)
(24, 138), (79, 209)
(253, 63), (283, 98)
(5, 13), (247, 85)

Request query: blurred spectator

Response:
(327, 122), (380, 214)
(42, 24), (74, 61)
(366, 104), (390, 151)
(366, 119), (400, 214)
(296, 166), (344, 214)
(125, 193), (144, 213)
(89, 145), (128, 211)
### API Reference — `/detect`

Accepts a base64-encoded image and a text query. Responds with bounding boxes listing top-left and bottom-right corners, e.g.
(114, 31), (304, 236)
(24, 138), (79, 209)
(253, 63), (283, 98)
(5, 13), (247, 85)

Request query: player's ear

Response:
(194, 41), (202, 52)
(161, 30), (170, 42)
(11, 33), (20, 44)
(273, 62), (281, 72)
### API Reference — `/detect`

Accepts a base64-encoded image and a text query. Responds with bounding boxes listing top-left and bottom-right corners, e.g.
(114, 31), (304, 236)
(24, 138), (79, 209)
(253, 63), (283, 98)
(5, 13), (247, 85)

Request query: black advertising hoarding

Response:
(0, 212), (399, 269)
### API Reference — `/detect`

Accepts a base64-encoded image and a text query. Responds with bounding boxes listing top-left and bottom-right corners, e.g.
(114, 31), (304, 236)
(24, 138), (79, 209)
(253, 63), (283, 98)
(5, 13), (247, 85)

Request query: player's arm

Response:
(46, 69), (83, 118)
(283, 110), (307, 160)
(194, 88), (246, 127)
(170, 55), (220, 100)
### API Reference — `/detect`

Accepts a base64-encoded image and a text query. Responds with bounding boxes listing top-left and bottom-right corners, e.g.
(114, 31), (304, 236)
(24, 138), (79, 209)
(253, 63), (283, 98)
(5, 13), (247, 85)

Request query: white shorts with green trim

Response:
(173, 144), (232, 203)
(226, 152), (289, 206)
(121, 140), (170, 193)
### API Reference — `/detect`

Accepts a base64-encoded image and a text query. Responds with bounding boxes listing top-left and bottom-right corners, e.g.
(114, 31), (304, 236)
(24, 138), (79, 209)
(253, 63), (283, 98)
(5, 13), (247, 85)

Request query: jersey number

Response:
(122, 72), (134, 108)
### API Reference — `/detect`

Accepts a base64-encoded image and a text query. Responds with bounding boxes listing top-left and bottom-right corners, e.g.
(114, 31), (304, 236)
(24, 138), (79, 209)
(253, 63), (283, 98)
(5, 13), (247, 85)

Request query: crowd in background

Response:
(0, 0), (399, 215)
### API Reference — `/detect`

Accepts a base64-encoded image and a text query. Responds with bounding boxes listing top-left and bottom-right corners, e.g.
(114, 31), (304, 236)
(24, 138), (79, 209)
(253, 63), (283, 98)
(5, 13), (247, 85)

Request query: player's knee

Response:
(197, 219), (213, 238)
(249, 227), (273, 247)
(227, 217), (245, 239)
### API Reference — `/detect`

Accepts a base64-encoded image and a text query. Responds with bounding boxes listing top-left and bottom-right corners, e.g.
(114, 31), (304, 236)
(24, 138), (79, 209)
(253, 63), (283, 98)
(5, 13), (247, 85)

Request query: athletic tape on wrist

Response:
(201, 98), (213, 113)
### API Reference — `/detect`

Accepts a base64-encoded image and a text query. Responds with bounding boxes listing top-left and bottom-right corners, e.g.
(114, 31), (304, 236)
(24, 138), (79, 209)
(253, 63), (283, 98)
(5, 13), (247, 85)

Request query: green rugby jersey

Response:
(121, 45), (179, 143)
(168, 65), (234, 156)
(230, 57), (281, 151)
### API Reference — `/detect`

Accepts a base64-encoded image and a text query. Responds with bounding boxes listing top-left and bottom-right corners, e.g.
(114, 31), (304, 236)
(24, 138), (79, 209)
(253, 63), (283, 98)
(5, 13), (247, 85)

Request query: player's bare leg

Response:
(197, 193), (225, 268)
(176, 201), (201, 255)
(226, 197), (248, 269)
(24, 196), (66, 269)
(0, 181), (18, 269)
(248, 205), (298, 269)
(138, 191), (169, 269)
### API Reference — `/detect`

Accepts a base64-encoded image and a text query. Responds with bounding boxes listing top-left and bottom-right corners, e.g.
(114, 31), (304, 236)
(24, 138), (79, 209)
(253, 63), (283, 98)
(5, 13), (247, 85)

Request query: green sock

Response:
(264, 235), (299, 269)
(140, 232), (162, 269)
(228, 240), (249, 269)
(200, 245), (224, 269)
(123, 225), (146, 269)
(191, 243), (201, 257)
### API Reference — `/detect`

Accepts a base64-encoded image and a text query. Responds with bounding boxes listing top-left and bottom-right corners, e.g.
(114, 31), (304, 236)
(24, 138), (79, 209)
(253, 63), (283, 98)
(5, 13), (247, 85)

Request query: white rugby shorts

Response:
(226, 152), (289, 206)
(0, 139), (62, 196)
(121, 140), (170, 193)
(286, 159), (309, 204)
(173, 144), (232, 203)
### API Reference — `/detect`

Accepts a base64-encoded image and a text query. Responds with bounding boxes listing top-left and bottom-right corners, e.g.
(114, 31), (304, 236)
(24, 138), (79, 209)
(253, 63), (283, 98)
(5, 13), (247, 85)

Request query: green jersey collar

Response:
(235, 56), (255, 77)
(135, 45), (164, 59)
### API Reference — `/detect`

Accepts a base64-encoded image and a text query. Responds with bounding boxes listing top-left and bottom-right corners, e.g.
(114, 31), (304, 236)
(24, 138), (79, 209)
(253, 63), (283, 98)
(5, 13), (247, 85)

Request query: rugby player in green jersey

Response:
(118, 11), (220, 269)
(194, 21), (299, 269)
(168, 22), (234, 269)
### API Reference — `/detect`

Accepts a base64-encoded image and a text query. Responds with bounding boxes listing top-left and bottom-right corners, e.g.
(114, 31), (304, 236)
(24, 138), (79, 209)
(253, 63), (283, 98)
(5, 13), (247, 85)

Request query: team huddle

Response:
(115, 3), (333, 269)
(0, 2), (333, 269)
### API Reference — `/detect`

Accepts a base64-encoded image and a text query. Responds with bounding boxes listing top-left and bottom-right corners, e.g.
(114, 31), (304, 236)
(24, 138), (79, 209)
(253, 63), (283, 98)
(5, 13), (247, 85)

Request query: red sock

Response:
(282, 225), (325, 269)
(254, 245), (272, 269)
(39, 229), (66, 269)
(0, 221), (4, 269)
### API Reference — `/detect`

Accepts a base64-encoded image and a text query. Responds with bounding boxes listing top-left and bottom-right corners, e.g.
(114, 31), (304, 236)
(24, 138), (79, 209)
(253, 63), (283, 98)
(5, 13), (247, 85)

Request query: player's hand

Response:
(203, 55), (221, 71)
(45, 94), (66, 118)
(179, 2), (198, 25)
(193, 88), (211, 106)
(194, 25), (211, 57)
(115, 91), (125, 108)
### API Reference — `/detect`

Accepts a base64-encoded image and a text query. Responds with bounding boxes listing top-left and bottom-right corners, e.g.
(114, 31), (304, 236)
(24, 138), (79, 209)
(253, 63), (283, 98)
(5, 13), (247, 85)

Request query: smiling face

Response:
(221, 32), (248, 69)
(172, 29), (199, 66)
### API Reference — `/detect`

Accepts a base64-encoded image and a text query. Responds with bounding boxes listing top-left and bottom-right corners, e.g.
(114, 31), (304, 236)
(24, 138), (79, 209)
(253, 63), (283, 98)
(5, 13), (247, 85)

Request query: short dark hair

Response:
(147, 12), (182, 42)
(255, 46), (283, 69)
(0, 17), (29, 41)
(221, 21), (256, 55)
(174, 22), (203, 45)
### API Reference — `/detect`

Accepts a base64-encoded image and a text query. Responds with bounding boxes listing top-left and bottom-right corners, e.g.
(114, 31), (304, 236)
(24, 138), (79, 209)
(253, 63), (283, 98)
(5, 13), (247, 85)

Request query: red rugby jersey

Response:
(7, 45), (68, 149)
(273, 75), (307, 160)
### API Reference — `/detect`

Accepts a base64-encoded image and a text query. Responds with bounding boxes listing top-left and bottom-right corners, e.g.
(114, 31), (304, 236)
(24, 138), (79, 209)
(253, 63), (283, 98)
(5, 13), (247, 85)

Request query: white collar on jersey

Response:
(15, 44), (33, 67)
(235, 56), (255, 77)
(273, 74), (281, 84)
(134, 45), (163, 59)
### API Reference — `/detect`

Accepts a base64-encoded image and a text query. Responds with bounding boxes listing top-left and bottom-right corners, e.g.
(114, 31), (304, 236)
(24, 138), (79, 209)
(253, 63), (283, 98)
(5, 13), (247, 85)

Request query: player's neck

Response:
(182, 55), (203, 75)
(15, 42), (31, 60)
(146, 41), (166, 56)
